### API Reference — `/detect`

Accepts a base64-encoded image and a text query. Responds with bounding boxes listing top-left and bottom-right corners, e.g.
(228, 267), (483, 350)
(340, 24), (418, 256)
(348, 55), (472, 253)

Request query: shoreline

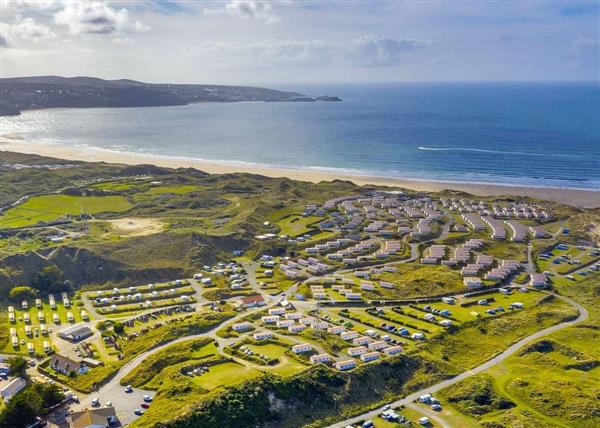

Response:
(1, 136), (599, 208)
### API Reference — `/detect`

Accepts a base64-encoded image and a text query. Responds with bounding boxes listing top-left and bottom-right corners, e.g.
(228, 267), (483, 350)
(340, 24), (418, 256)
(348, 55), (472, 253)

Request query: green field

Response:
(247, 342), (309, 376)
(191, 361), (262, 390)
(0, 194), (133, 228)
(277, 214), (322, 237)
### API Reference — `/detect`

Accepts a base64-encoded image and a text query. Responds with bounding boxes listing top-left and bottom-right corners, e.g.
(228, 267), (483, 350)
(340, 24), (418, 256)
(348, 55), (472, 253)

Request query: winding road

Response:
(327, 291), (588, 428)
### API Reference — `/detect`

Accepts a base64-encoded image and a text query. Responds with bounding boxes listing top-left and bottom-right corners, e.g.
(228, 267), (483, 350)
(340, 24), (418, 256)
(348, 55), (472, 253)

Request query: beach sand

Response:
(1, 135), (599, 208)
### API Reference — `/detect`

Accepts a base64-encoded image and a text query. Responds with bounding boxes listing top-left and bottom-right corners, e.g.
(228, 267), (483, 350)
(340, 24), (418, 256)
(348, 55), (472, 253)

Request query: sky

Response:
(0, 0), (598, 84)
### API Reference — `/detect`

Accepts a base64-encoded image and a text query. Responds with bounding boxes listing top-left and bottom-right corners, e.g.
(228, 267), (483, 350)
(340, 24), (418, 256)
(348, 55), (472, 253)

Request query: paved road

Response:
(327, 292), (588, 428)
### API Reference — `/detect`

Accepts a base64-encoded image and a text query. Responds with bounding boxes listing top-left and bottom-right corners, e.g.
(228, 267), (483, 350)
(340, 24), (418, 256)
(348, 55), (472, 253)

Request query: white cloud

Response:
(205, 1), (281, 24)
(183, 35), (430, 68)
(6, 15), (56, 40)
(53, 1), (147, 35)
(572, 38), (599, 70)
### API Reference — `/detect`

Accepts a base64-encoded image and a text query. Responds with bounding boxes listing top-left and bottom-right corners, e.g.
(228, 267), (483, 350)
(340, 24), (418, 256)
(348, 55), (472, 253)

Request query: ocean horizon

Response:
(1, 82), (599, 190)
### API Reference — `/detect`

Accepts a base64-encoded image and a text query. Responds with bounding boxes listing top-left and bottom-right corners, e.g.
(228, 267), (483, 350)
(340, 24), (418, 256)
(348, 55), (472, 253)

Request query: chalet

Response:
(261, 315), (280, 324)
(367, 340), (388, 351)
(334, 359), (357, 371)
(327, 325), (346, 335)
(231, 322), (253, 332)
(352, 336), (372, 346)
(347, 346), (368, 356)
(276, 319), (295, 328)
(291, 343), (313, 354)
(288, 324), (306, 333)
(309, 354), (332, 364)
(530, 273), (548, 288)
(268, 308), (286, 315)
(360, 351), (380, 362)
(340, 331), (359, 341)
(253, 331), (273, 340)
(383, 345), (403, 356)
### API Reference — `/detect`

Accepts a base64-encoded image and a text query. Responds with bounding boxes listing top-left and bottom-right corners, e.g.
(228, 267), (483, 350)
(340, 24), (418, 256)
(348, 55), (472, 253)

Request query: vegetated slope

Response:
(132, 356), (452, 428)
(0, 75), (304, 115)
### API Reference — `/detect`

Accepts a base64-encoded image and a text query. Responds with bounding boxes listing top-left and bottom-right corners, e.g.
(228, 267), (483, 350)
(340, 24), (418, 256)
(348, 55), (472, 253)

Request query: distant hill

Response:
(0, 76), (340, 116)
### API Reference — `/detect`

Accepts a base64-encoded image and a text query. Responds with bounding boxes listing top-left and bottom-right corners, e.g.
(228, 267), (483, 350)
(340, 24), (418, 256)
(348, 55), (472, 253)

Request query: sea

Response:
(1, 82), (599, 190)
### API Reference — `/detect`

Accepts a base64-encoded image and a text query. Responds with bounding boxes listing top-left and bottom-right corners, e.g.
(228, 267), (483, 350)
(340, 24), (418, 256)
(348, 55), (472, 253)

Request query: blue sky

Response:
(0, 0), (598, 83)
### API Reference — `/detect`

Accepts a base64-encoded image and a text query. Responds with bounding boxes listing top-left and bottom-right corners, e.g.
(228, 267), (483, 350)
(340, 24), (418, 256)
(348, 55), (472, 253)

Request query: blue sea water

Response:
(1, 82), (599, 189)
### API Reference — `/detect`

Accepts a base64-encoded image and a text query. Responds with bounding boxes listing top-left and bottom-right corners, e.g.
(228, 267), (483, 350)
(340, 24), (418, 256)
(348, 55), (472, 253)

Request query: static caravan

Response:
(67, 311), (74, 322)
(27, 342), (34, 354)
(9, 328), (16, 337)
(81, 310), (89, 321)
(43, 341), (51, 354)
(11, 336), (18, 348)
(25, 325), (32, 336)
(21, 300), (28, 309)
(40, 324), (47, 334)
(53, 313), (60, 323)
(38, 311), (45, 322)
(8, 313), (15, 323)
(35, 299), (42, 308)
(23, 313), (30, 323)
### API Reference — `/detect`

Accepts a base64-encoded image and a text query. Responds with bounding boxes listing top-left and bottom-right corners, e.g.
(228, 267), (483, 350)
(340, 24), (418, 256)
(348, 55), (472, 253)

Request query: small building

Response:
(340, 331), (359, 341)
(367, 340), (388, 351)
(463, 277), (483, 289)
(253, 331), (273, 340)
(261, 315), (280, 324)
(58, 324), (93, 342)
(352, 336), (372, 346)
(240, 295), (266, 308)
(383, 345), (403, 356)
(49, 354), (89, 376)
(291, 343), (313, 354)
(0, 377), (26, 402)
(269, 308), (286, 316)
(276, 319), (295, 328)
(288, 324), (306, 333)
(231, 322), (253, 332)
(68, 406), (118, 428)
(309, 354), (331, 364)
(347, 346), (368, 356)
(530, 273), (548, 288)
(334, 359), (357, 371)
(360, 351), (380, 362)
(327, 325), (346, 335)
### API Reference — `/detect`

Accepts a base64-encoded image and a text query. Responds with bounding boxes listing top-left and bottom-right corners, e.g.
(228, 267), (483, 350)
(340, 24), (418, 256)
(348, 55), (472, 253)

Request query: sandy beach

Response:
(1, 135), (599, 208)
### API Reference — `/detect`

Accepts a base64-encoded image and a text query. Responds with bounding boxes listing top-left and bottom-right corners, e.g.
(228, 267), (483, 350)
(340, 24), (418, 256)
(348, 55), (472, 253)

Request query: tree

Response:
(8, 286), (36, 302)
(7, 357), (27, 378)
(112, 321), (125, 335)
(33, 266), (67, 294)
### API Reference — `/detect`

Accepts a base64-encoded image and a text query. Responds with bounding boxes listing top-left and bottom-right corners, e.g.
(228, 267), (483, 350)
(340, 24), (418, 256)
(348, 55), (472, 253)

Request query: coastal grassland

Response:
(245, 342), (309, 377)
(0, 194), (133, 228)
(420, 295), (578, 371)
(376, 264), (465, 299)
(484, 241), (527, 261)
(435, 272), (600, 428)
(276, 214), (322, 237)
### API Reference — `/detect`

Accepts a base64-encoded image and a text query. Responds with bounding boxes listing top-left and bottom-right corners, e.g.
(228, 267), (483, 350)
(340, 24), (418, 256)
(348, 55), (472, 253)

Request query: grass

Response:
(247, 342), (309, 376)
(421, 295), (578, 371)
(485, 241), (528, 261)
(0, 194), (133, 228)
(374, 264), (465, 299)
(143, 184), (203, 195)
(191, 362), (262, 390)
(276, 214), (322, 237)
